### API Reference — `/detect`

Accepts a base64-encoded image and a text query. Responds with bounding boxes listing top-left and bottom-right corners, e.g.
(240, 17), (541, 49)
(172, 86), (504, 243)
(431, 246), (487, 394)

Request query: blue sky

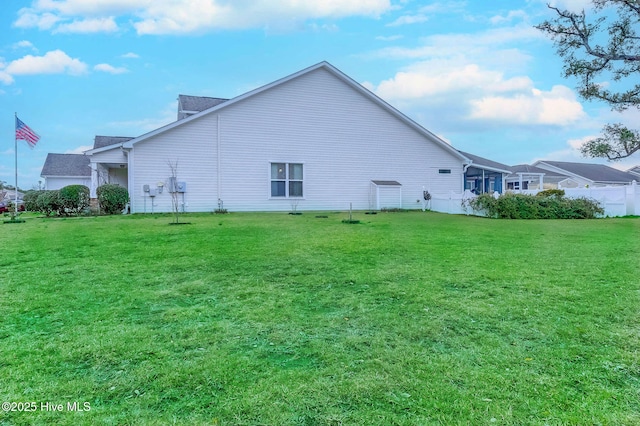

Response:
(2, 0), (639, 190)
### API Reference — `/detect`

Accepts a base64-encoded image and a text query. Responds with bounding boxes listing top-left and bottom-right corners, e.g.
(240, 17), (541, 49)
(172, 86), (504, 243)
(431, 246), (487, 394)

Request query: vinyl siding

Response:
(129, 66), (463, 213)
(216, 67), (462, 212)
(45, 177), (91, 190)
(90, 148), (127, 164)
(130, 115), (218, 213)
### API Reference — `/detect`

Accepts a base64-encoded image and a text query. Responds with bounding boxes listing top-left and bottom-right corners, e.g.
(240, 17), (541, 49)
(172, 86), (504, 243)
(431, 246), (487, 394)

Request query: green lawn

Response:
(1, 211), (638, 425)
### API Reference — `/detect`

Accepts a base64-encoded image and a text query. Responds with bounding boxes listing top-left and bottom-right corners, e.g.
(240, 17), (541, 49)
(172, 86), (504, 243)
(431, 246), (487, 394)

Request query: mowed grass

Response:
(0, 211), (638, 425)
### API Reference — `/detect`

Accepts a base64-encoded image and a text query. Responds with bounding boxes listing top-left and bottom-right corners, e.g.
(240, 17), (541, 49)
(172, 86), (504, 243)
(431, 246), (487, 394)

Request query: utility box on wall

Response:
(167, 178), (187, 193)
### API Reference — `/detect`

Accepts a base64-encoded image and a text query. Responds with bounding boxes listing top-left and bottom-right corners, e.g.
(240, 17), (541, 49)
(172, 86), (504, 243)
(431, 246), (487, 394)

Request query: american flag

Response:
(16, 116), (40, 149)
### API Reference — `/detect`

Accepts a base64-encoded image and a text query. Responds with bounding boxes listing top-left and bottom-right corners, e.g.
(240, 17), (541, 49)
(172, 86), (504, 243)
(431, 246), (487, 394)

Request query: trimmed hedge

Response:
(468, 192), (604, 219)
(97, 184), (129, 215)
(23, 190), (46, 212)
(36, 190), (61, 217)
(59, 185), (90, 216)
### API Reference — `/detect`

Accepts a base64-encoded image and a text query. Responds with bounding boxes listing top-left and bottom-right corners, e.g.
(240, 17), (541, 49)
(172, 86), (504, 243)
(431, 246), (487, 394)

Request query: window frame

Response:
(269, 162), (304, 199)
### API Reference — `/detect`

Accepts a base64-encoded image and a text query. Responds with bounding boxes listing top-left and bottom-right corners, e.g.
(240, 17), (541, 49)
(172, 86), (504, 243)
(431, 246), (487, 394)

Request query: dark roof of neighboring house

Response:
(628, 165), (640, 176)
(459, 151), (512, 173)
(93, 135), (134, 149)
(509, 164), (568, 177)
(41, 153), (91, 177)
(178, 94), (228, 120)
(538, 160), (638, 184)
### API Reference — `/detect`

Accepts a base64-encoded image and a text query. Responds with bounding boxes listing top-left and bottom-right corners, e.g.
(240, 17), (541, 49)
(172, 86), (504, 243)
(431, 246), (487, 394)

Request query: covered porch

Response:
(460, 151), (512, 195)
(90, 161), (128, 198)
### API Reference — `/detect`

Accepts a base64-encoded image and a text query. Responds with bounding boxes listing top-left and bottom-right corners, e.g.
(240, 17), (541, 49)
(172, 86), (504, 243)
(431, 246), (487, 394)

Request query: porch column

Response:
(90, 162), (98, 198)
(519, 173), (523, 193)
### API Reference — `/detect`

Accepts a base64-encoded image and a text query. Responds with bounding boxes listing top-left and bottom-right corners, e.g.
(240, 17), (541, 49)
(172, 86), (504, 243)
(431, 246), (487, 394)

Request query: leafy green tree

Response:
(536, 0), (640, 160)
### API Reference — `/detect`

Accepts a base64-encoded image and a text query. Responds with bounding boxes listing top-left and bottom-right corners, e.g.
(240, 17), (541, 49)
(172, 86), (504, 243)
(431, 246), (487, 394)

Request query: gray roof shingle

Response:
(178, 95), (228, 120)
(459, 151), (512, 172)
(508, 164), (568, 177)
(94, 135), (134, 149)
(539, 160), (638, 184)
(41, 153), (91, 177)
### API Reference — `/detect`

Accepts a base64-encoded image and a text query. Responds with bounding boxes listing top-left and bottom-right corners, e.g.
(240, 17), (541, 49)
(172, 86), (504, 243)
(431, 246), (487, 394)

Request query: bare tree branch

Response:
(537, 1), (640, 160)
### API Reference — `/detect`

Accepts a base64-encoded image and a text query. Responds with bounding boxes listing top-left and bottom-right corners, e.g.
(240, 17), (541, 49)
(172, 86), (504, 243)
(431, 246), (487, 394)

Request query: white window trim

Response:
(268, 161), (305, 199)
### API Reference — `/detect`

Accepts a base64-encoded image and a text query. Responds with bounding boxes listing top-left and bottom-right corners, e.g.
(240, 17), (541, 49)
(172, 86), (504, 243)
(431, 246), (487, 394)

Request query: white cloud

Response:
(14, 0), (393, 34)
(13, 10), (61, 30)
(386, 14), (428, 27)
(545, 0), (594, 12)
(469, 85), (586, 126)
(21, 0), (147, 16)
(12, 40), (37, 51)
(94, 63), (128, 74)
(418, 1), (467, 14)
(4, 50), (88, 78)
(134, 0), (391, 34)
(369, 24), (542, 77)
(66, 145), (94, 154)
(0, 71), (14, 85)
(567, 135), (592, 150)
(121, 52), (140, 59)
(372, 63), (533, 100)
(490, 10), (527, 25)
(54, 17), (118, 33)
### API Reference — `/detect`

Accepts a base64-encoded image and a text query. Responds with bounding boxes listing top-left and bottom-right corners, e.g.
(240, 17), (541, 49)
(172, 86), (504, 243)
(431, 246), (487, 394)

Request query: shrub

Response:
(23, 190), (46, 212)
(36, 190), (61, 217)
(97, 184), (129, 215)
(467, 193), (498, 217)
(536, 189), (565, 198)
(562, 196), (605, 219)
(469, 192), (603, 219)
(59, 185), (90, 216)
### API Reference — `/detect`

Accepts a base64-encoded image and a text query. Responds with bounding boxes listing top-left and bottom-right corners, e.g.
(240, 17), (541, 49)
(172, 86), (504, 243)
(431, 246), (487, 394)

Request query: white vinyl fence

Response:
(427, 190), (476, 215)
(428, 181), (640, 217)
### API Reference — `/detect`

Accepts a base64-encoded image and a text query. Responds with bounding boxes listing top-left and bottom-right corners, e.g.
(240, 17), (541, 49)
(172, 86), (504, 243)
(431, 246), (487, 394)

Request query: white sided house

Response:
(86, 62), (471, 213)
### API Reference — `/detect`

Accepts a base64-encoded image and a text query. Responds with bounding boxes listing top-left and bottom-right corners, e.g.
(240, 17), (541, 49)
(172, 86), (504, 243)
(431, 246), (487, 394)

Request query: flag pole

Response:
(14, 112), (18, 217)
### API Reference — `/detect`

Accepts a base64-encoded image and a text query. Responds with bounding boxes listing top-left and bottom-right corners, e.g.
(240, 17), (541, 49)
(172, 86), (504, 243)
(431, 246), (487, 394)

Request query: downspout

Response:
(122, 146), (132, 213)
(217, 114), (221, 205)
(463, 162), (472, 192)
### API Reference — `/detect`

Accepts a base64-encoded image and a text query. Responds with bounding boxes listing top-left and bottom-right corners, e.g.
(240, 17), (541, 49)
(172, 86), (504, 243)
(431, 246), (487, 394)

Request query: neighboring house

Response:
(534, 160), (639, 188)
(506, 164), (570, 190)
(1, 189), (25, 202)
(177, 94), (228, 120)
(459, 151), (512, 194)
(85, 61), (474, 213)
(628, 165), (640, 178)
(41, 153), (91, 190)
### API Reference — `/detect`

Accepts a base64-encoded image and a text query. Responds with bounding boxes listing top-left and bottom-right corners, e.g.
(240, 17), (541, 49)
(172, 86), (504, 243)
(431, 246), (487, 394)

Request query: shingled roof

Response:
(459, 150), (512, 173)
(41, 153), (90, 177)
(508, 164), (568, 178)
(93, 135), (134, 149)
(537, 160), (638, 184)
(178, 95), (228, 120)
